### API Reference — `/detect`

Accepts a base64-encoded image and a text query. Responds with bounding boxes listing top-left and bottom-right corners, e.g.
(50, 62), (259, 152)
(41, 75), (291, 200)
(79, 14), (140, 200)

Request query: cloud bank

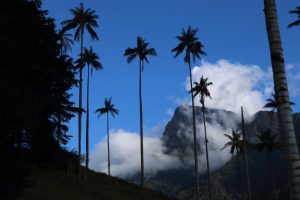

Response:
(90, 129), (182, 178)
(186, 59), (268, 116)
(184, 59), (300, 115)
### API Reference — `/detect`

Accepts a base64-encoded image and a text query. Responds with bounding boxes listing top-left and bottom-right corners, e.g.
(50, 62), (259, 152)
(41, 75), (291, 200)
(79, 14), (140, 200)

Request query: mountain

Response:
(145, 105), (300, 200)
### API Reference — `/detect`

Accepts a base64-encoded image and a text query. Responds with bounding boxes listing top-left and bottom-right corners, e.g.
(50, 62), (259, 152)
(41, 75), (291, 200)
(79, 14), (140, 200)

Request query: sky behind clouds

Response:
(42, 0), (300, 163)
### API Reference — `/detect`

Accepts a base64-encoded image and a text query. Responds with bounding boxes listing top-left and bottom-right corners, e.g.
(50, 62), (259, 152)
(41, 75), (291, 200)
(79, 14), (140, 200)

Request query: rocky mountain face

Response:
(146, 105), (300, 200)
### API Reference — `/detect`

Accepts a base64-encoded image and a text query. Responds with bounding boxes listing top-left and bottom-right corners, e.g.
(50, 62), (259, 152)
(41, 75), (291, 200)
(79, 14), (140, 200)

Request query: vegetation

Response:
(123, 36), (157, 187)
(95, 97), (119, 176)
(254, 129), (280, 196)
(0, 0), (77, 198)
(75, 46), (103, 176)
(190, 75), (213, 200)
(62, 3), (99, 180)
(288, 6), (300, 28)
(172, 26), (207, 200)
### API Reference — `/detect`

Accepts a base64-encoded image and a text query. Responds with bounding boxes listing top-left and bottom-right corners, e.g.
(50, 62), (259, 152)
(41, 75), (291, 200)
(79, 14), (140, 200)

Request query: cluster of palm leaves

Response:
(55, 1), (300, 199)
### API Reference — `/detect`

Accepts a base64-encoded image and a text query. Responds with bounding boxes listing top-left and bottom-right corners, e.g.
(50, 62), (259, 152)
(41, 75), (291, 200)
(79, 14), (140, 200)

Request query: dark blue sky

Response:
(42, 0), (300, 152)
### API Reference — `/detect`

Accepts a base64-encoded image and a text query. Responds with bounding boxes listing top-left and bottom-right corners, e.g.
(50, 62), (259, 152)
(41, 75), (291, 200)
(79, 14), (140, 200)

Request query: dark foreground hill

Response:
(16, 166), (175, 200)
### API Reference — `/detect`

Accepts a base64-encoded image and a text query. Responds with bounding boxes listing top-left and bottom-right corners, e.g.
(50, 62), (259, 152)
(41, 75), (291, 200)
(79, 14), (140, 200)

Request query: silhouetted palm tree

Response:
(75, 46), (102, 175)
(222, 128), (247, 199)
(264, 93), (295, 113)
(95, 97), (119, 176)
(288, 6), (300, 28)
(172, 26), (206, 200)
(254, 129), (280, 197)
(123, 36), (157, 187)
(263, 1), (300, 197)
(263, 93), (295, 133)
(58, 29), (74, 55)
(190, 75), (213, 200)
(222, 129), (243, 159)
(241, 107), (251, 200)
(61, 2), (99, 180)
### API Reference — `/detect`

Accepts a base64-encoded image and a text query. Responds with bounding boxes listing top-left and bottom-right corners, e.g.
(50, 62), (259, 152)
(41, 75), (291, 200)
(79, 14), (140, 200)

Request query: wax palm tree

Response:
(61, 3), (99, 180)
(222, 129), (243, 159)
(254, 129), (280, 197)
(241, 107), (251, 200)
(75, 46), (102, 175)
(95, 97), (119, 176)
(288, 6), (300, 28)
(222, 128), (247, 199)
(264, 93), (295, 113)
(190, 75), (213, 200)
(263, 93), (295, 133)
(171, 26), (206, 200)
(263, 0), (300, 198)
(123, 36), (157, 187)
(57, 29), (74, 55)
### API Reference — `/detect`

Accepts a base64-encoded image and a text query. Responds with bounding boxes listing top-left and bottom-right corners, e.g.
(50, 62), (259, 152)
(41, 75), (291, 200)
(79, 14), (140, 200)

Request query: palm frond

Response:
(172, 26), (206, 64)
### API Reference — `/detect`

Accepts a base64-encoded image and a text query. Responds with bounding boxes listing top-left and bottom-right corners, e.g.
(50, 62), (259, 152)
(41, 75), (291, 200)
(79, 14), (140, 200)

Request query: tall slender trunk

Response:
(139, 59), (144, 188)
(202, 104), (212, 200)
(267, 152), (277, 198)
(107, 112), (111, 176)
(236, 149), (246, 199)
(85, 63), (90, 178)
(263, 0), (300, 199)
(241, 107), (251, 200)
(78, 29), (84, 181)
(188, 60), (200, 200)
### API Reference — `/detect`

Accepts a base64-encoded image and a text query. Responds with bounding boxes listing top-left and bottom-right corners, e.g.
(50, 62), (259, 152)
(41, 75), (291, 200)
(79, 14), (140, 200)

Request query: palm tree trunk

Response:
(78, 29), (84, 181)
(139, 59), (144, 188)
(264, 0), (300, 198)
(188, 60), (200, 200)
(202, 104), (212, 200)
(85, 63), (90, 178)
(107, 112), (111, 176)
(267, 152), (277, 198)
(237, 150), (246, 199)
(241, 107), (251, 200)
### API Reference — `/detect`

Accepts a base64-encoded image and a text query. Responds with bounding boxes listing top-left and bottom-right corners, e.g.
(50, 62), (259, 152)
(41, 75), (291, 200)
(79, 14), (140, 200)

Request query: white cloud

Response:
(89, 129), (182, 178)
(185, 59), (268, 116)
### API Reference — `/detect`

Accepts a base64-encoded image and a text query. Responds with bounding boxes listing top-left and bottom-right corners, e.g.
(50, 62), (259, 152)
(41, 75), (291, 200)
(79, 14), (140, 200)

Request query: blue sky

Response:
(42, 0), (300, 154)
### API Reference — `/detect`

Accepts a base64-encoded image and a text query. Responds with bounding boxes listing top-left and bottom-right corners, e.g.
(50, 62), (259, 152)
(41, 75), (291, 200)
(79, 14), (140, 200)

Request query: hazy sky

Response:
(42, 0), (300, 160)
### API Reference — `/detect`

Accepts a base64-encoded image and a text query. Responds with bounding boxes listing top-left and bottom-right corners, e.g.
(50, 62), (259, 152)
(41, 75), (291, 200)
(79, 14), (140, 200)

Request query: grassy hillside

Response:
(17, 166), (175, 200)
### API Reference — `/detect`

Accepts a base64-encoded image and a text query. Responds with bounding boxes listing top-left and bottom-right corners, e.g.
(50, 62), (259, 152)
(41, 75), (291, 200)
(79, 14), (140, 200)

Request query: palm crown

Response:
(254, 129), (280, 153)
(171, 26), (206, 64)
(190, 75), (212, 106)
(123, 36), (157, 70)
(75, 46), (102, 72)
(222, 129), (244, 156)
(95, 97), (119, 118)
(61, 3), (99, 41)
(288, 6), (300, 28)
(264, 93), (295, 112)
